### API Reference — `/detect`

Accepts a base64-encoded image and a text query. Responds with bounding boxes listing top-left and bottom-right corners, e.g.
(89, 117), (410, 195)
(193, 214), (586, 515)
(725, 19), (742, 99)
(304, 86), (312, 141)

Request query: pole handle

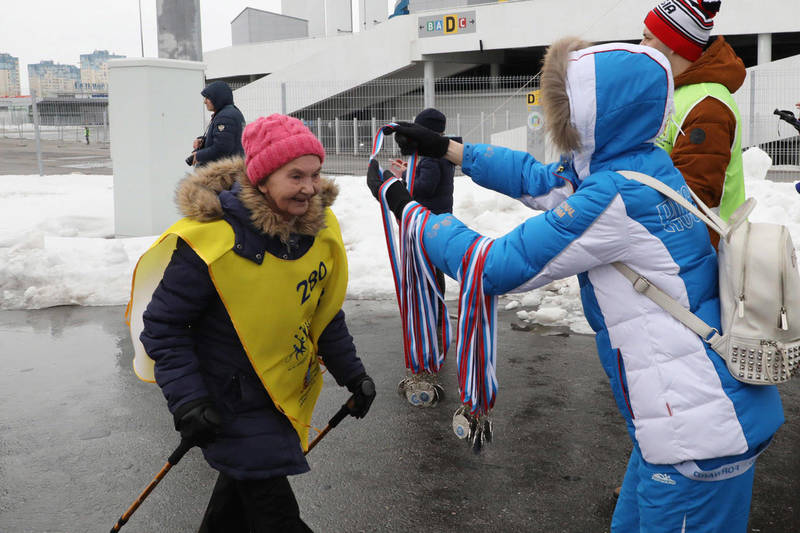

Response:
(304, 393), (358, 456)
(330, 379), (373, 427)
(167, 438), (193, 466)
(328, 402), (351, 428)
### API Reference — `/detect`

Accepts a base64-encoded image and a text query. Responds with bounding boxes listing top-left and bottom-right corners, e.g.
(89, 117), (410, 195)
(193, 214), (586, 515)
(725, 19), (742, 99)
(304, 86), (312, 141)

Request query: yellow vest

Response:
(657, 82), (745, 221)
(126, 209), (348, 450)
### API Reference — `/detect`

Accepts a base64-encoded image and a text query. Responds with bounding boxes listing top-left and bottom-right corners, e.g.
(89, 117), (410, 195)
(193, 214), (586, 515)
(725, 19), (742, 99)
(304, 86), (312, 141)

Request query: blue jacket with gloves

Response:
(141, 157), (365, 480)
(413, 42), (783, 468)
(195, 81), (246, 166)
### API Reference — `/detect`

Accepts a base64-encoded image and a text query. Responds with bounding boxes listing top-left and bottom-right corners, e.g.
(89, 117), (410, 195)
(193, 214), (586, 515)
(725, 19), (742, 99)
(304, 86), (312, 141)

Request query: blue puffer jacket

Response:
(418, 42), (783, 468)
(140, 158), (365, 479)
(195, 81), (245, 166)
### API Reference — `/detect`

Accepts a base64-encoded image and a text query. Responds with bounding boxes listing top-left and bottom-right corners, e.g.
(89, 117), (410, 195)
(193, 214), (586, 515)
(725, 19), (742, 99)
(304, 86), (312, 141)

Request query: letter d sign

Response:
(445, 15), (457, 34)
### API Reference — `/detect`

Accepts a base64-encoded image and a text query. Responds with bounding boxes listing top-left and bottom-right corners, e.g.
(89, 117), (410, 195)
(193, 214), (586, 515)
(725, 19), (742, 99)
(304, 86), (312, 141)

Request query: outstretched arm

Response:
(383, 122), (576, 211)
(462, 143), (577, 211)
(419, 174), (630, 294)
(367, 160), (629, 295)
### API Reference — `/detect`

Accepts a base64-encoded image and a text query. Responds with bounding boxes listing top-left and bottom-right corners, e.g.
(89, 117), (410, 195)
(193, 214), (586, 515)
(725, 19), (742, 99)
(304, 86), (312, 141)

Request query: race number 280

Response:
(296, 261), (328, 304)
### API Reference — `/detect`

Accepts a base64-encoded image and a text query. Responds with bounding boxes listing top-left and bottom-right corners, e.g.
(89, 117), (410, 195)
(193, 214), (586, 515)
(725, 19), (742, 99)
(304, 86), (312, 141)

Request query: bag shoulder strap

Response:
(612, 262), (722, 346)
(617, 170), (729, 239)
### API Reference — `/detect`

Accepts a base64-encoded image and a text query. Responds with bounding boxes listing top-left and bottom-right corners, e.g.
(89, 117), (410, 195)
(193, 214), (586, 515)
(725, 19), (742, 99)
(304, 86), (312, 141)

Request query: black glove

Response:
(345, 374), (376, 419)
(173, 398), (222, 448)
(366, 159), (395, 200)
(382, 121), (450, 158)
(366, 159), (412, 219)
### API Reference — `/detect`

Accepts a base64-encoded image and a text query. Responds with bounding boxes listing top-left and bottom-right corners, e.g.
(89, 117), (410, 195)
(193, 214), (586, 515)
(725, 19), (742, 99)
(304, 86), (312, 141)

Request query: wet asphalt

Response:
(0, 300), (798, 533)
(0, 138), (112, 176)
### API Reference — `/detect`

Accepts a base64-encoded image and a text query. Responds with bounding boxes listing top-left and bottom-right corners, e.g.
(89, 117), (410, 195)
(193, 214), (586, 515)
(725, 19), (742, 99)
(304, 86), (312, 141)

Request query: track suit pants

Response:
(611, 446), (756, 533)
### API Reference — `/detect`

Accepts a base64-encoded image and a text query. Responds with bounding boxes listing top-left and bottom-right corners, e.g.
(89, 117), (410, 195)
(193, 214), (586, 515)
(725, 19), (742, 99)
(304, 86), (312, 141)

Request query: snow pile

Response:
(1, 147), (796, 337)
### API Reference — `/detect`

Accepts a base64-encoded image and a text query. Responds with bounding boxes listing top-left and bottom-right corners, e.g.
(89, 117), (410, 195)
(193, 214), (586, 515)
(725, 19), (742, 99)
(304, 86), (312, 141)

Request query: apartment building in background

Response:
(79, 50), (125, 94)
(0, 53), (21, 97)
(28, 60), (80, 97)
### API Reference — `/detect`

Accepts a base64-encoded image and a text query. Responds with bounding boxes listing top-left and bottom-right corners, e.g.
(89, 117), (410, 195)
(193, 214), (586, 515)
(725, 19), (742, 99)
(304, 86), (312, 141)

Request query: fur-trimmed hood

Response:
(541, 38), (674, 179)
(175, 156), (338, 243)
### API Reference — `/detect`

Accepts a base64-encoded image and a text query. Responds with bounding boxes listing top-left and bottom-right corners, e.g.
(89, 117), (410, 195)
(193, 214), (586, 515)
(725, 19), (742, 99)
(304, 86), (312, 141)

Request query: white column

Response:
(757, 33), (772, 65)
(108, 58), (206, 237)
(424, 61), (435, 109)
(490, 63), (501, 89)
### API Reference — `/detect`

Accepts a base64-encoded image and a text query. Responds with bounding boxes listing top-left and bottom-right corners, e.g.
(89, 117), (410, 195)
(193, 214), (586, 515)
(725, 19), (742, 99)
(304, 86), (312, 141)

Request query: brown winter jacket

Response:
(671, 36), (745, 249)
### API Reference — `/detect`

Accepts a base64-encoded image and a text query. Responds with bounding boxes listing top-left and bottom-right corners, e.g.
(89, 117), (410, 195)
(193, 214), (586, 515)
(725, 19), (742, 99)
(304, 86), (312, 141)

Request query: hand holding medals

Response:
(368, 125), (499, 453)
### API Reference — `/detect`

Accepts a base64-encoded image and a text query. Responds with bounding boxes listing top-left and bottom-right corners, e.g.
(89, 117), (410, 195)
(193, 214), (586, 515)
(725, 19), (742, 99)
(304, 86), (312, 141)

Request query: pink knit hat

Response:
(242, 114), (325, 185)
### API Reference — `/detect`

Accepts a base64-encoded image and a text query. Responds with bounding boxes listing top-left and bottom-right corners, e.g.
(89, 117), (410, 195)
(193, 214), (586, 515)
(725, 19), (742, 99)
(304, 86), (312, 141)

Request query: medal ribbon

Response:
(371, 125), (449, 374)
(455, 236), (498, 415)
(370, 123), (418, 194)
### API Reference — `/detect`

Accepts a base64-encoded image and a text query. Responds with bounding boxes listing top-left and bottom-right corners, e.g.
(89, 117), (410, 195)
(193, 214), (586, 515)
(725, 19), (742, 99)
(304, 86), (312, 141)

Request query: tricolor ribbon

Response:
(371, 124), (499, 415)
(455, 237), (498, 415)
(370, 123), (419, 195)
(372, 125), (448, 374)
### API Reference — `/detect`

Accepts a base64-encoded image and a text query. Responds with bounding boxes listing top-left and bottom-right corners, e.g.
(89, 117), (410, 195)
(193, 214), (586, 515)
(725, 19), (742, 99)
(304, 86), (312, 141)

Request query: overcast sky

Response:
(2, 0), (397, 94)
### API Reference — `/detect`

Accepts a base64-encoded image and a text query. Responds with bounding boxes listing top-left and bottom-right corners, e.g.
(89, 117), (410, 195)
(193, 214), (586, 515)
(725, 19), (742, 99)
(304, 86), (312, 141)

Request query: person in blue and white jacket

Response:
(368, 37), (784, 532)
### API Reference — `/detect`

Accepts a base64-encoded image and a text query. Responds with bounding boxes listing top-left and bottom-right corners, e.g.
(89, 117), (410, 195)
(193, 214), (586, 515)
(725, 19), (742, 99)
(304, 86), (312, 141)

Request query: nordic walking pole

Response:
(306, 378), (375, 455)
(110, 438), (193, 532)
(306, 403), (350, 455)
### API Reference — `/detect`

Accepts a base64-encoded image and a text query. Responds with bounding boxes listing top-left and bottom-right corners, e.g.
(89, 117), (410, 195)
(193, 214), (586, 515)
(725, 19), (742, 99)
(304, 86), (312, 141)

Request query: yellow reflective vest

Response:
(657, 82), (745, 222)
(126, 209), (348, 450)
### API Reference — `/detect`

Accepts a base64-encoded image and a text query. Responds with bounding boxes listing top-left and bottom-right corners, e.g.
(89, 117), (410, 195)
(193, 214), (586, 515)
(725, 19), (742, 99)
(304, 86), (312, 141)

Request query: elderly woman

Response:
(132, 114), (375, 532)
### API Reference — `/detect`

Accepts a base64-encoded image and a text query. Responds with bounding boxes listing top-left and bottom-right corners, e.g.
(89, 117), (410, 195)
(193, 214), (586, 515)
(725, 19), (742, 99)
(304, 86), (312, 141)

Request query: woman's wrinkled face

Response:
(257, 155), (322, 219)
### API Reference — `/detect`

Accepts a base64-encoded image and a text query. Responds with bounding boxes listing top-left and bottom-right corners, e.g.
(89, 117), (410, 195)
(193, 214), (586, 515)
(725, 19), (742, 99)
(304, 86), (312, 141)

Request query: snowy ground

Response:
(1, 147), (798, 335)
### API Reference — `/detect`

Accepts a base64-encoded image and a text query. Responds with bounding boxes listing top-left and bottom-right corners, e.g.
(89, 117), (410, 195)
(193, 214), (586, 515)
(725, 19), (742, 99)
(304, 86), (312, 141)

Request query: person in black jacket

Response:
(191, 81), (246, 166)
(388, 107), (459, 406)
(391, 108), (458, 214)
(136, 114), (374, 532)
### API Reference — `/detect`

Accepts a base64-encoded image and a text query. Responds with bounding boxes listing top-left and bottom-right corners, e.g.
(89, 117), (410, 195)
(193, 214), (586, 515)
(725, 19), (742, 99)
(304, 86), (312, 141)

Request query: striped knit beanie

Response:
(644, 1), (721, 61)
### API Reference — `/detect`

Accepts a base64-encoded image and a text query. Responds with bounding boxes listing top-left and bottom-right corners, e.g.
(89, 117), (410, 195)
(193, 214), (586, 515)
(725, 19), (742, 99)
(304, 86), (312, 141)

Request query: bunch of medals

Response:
(373, 125), (451, 409)
(397, 297), (448, 407)
(397, 369), (445, 407)
(452, 406), (493, 453)
(372, 127), (499, 452)
(451, 236), (498, 454)
(391, 200), (451, 407)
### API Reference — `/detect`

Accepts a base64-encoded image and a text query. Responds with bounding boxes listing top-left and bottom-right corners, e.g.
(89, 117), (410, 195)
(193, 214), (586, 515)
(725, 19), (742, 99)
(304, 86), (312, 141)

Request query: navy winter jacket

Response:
(405, 136), (461, 214)
(195, 81), (246, 166)
(140, 158), (365, 479)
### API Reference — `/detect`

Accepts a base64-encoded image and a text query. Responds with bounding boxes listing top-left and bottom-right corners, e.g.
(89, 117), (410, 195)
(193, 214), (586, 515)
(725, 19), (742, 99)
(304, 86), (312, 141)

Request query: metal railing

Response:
(0, 96), (109, 144)
(235, 76), (539, 174)
(4, 65), (798, 177)
(231, 69), (800, 175)
(734, 65), (800, 168)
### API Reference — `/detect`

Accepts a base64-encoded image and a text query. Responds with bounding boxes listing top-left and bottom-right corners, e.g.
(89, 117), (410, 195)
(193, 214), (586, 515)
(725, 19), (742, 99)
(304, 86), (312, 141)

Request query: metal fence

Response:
(734, 66), (800, 167)
(0, 96), (110, 144)
(235, 76), (539, 174)
(231, 68), (800, 175)
(4, 65), (798, 176)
